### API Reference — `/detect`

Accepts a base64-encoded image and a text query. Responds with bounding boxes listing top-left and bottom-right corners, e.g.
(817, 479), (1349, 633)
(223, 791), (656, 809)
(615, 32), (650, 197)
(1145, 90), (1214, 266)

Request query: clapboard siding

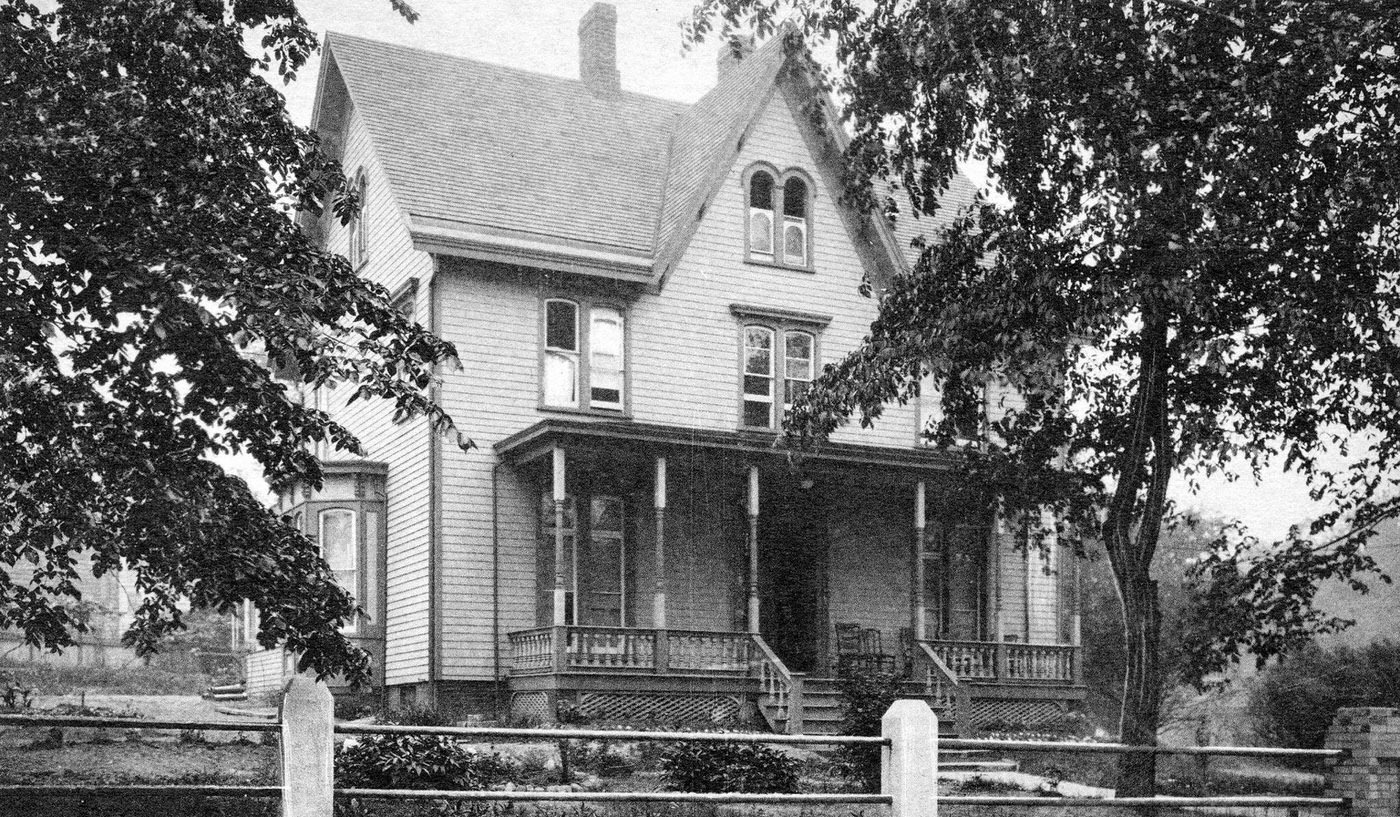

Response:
(319, 103), (434, 685)
(628, 89), (920, 444)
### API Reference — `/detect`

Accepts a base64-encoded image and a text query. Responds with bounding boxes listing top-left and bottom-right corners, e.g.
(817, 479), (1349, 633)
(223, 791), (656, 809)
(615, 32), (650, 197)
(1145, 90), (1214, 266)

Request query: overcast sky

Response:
(233, 0), (1329, 542)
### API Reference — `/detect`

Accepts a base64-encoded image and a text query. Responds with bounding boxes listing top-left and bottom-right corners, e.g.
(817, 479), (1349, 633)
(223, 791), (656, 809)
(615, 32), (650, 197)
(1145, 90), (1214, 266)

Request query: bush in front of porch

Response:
(832, 666), (906, 792)
(659, 741), (799, 794)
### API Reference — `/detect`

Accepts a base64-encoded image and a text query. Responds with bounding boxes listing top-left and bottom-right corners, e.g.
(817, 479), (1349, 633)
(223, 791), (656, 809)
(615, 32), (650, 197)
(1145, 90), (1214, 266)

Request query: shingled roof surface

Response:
(325, 32), (686, 255)
(323, 30), (978, 270)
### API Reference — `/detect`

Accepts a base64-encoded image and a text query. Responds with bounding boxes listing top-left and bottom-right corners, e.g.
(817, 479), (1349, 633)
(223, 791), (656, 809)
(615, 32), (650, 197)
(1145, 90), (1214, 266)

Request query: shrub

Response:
(834, 665), (905, 791)
(335, 734), (521, 790)
(659, 741), (799, 793)
(1250, 639), (1400, 749)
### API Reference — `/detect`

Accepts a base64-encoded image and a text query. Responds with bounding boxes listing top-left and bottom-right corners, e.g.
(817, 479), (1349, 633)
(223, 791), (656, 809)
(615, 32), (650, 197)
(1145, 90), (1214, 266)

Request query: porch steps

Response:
(203, 681), (247, 702)
(762, 677), (961, 738)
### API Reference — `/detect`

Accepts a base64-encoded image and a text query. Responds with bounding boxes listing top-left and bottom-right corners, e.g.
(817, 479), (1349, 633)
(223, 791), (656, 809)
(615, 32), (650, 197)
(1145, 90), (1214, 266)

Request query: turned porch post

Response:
(913, 481), (927, 641)
(552, 446), (568, 627)
(747, 465), (760, 634)
(653, 456), (667, 629)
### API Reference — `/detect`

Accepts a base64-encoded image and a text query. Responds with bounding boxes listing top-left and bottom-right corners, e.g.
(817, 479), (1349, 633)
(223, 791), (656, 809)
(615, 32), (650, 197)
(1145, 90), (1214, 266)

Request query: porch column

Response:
(552, 446), (567, 627)
(653, 456), (667, 629)
(913, 481), (927, 640)
(747, 465), (760, 634)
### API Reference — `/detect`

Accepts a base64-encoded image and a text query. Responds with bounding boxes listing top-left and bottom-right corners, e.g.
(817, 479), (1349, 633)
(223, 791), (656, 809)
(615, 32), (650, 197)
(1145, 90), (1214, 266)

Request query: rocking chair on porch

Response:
(834, 622), (895, 674)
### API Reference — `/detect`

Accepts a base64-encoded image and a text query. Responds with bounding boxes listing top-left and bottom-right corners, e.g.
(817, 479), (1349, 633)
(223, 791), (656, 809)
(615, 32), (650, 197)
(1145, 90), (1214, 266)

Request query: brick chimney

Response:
(579, 3), (621, 95)
(717, 35), (755, 81)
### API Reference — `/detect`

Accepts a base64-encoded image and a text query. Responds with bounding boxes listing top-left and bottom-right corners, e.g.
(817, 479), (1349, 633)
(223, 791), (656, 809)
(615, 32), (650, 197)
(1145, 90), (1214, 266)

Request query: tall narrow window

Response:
(783, 330), (814, 412)
(319, 509), (358, 634)
(348, 169), (368, 269)
(589, 306), (624, 410)
(782, 177), (808, 266)
(742, 326), (775, 428)
(748, 171), (775, 256)
(582, 496), (626, 626)
(544, 299), (580, 408)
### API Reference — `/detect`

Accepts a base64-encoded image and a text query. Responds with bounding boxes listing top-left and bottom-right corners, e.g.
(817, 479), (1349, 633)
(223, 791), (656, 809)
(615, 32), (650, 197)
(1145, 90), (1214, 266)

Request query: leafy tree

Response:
(1249, 639), (1400, 749)
(0, 0), (456, 684)
(691, 0), (1400, 792)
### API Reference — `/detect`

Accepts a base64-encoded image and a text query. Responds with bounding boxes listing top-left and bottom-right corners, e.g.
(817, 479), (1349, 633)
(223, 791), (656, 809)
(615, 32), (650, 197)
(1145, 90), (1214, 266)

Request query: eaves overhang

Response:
(495, 418), (960, 474)
(408, 214), (655, 284)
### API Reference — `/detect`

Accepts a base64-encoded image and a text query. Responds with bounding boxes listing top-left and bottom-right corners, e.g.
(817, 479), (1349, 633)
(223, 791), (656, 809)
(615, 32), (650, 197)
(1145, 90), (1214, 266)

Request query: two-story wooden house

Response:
(239, 4), (1084, 734)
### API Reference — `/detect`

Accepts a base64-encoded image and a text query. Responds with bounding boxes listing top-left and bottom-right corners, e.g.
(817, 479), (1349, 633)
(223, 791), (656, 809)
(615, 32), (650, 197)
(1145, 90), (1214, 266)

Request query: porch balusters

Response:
(746, 465), (760, 634)
(653, 456), (669, 673)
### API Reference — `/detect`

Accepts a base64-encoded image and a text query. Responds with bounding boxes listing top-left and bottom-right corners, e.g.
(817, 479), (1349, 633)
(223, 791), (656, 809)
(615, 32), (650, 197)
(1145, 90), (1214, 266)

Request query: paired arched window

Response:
(348, 168), (368, 269)
(746, 166), (811, 269)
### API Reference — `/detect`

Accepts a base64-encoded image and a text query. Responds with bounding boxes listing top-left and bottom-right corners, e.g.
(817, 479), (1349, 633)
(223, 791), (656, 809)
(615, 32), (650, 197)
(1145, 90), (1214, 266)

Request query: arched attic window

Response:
(748, 170), (775, 257)
(745, 165), (813, 270)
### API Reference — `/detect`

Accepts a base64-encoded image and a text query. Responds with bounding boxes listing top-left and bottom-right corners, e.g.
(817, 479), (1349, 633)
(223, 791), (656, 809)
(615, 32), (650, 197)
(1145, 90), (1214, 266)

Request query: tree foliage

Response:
(0, 0), (452, 684)
(692, 0), (1400, 792)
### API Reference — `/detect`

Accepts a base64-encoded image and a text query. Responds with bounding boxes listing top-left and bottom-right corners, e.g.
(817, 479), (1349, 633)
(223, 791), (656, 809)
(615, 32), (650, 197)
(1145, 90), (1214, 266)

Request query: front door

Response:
(759, 489), (826, 672)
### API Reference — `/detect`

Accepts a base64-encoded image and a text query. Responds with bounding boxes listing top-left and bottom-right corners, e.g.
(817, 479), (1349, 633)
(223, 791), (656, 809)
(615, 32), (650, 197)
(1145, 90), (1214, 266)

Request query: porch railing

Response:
(923, 639), (1078, 685)
(507, 626), (750, 675)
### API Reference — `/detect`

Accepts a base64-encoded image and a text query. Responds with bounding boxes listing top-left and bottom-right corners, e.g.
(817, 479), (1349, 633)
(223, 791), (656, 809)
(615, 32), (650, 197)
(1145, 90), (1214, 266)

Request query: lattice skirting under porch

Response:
(576, 692), (742, 725)
(510, 691), (551, 722)
(971, 698), (1068, 728)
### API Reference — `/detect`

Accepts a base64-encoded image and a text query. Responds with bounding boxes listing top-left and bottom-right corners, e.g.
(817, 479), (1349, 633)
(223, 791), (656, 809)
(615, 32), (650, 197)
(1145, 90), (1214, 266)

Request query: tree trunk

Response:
(1115, 568), (1162, 795)
(1102, 306), (1172, 796)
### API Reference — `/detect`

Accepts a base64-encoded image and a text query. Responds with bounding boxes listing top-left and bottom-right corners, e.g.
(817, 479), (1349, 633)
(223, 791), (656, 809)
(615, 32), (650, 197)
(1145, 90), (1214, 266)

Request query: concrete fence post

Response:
(882, 699), (938, 817)
(1325, 707), (1400, 817)
(280, 673), (335, 817)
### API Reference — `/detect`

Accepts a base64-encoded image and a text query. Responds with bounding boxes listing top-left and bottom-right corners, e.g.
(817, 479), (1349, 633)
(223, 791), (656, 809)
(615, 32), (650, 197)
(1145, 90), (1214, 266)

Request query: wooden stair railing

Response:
(914, 641), (973, 736)
(749, 634), (804, 734)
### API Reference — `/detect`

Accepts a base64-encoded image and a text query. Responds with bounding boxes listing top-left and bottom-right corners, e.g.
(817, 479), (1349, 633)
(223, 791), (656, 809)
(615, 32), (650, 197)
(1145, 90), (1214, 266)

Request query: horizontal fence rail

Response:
(0, 784), (281, 797)
(942, 736), (1344, 758)
(339, 789), (891, 804)
(0, 714), (279, 732)
(938, 795), (1347, 808)
(337, 722), (889, 745)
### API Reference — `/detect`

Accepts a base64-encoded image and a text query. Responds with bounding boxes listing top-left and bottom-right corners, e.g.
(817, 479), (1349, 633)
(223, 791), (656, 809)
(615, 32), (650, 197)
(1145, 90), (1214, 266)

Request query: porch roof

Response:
(494, 418), (961, 474)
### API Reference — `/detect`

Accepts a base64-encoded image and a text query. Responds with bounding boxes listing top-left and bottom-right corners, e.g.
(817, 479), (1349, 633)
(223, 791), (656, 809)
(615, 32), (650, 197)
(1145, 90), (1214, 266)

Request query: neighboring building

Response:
(238, 4), (1084, 733)
(0, 560), (138, 668)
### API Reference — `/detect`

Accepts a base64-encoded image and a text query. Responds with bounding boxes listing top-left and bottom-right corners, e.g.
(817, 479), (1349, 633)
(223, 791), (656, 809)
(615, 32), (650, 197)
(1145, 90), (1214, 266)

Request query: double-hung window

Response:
(319, 508), (358, 634)
(542, 297), (627, 412)
(741, 322), (817, 430)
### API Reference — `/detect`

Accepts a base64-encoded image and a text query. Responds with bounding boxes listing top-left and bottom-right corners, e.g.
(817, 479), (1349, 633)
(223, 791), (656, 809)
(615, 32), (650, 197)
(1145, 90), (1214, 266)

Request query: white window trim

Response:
(541, 296), (628, 414)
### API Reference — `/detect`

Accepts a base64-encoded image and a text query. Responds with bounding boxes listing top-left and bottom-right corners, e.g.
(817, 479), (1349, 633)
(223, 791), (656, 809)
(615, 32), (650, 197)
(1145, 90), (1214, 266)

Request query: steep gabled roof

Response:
(323, 32), (683, 265)
(317, 29), (977, 288)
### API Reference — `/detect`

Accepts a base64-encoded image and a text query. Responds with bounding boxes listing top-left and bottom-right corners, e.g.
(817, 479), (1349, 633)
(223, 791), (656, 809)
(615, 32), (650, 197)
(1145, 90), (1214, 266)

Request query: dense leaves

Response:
(659, 741), (800, 793)
(0, 0), (458, 683)
(336, 735), (521, 790)
(833, 666), (904, 792)
(1249, 639), (1400, 749)
(693, 0), (1400, 793)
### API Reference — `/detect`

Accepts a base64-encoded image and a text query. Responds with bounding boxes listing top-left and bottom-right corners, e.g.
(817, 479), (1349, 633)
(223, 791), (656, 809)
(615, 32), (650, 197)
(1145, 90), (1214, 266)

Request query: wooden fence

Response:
(0, 683), (1365, 817)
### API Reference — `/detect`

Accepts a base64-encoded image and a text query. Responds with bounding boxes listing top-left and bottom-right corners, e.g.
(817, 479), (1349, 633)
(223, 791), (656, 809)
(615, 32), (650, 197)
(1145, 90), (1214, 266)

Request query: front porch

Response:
(496, 419), (1085, 734)
(507, 624), (1082, 734)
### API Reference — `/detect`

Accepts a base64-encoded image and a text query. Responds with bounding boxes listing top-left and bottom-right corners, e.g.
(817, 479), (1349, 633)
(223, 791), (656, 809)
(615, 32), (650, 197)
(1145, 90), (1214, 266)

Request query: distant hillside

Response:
(1311, 517), (1400, 647)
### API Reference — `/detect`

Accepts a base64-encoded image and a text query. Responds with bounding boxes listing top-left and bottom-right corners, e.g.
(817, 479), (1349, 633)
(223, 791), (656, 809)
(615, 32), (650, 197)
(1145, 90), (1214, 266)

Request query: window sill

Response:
(744, 257), (814, 274)
(538, 404), (632, 421)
